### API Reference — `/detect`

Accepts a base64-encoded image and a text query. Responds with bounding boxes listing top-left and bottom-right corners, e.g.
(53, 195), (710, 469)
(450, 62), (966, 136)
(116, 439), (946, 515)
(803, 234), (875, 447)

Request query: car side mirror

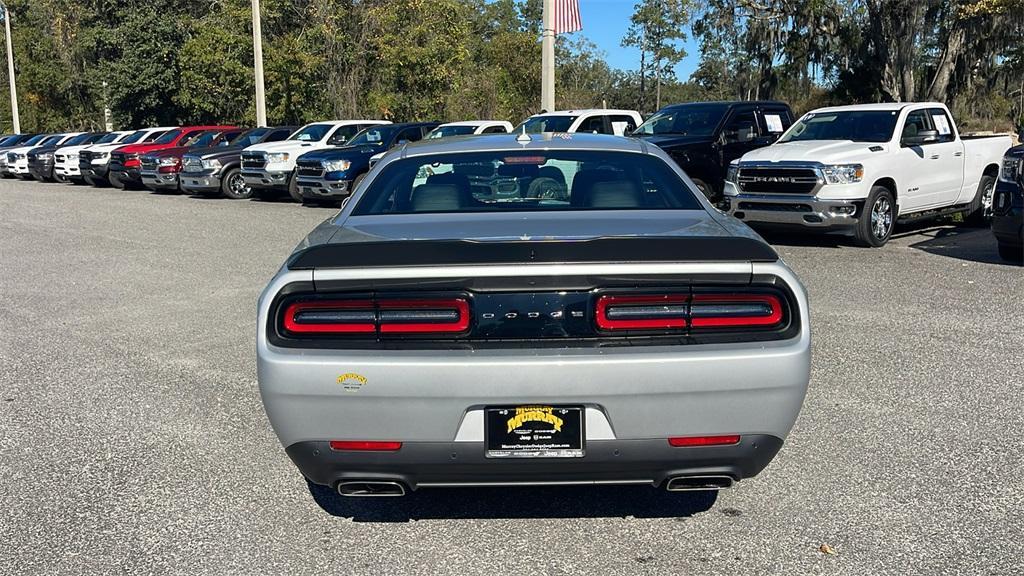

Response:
(903, 129), (939, 146)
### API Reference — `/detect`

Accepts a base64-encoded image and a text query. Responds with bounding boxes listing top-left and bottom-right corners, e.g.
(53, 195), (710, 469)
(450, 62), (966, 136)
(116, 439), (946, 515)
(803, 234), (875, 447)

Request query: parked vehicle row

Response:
(4, 102), (1017, 261)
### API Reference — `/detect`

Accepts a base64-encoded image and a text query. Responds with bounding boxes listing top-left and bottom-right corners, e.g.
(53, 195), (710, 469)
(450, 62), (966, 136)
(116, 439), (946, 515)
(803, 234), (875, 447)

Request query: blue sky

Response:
(567, 0), (701, 80)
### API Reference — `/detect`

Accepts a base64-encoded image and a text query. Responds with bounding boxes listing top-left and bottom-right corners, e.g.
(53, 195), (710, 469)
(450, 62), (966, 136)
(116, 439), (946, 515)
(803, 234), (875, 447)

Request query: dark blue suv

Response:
(994, 146), (1024, 263)
(294, 122), (440, 204)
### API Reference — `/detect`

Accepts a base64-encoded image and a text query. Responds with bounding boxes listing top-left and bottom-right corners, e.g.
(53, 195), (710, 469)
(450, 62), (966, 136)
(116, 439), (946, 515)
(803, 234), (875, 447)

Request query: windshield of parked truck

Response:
(289, 124), (332, 142)
(23, 134), (48, 146)
(0, 135), (20, 146)
(428, 125), (477, 139)
(94, 133), (122, 144)
(633, 104), (728, 137)
(231, 128), (268, 147)
(153, 129), (182, 145)
(40, 135), (64, 146)
(347, 126), (400, 147)
(517, 115), (577, 134)
(352, 150), (703, 215)
(64, 133), (95, 146)
(780, 110), (899, 143)
(185, 131), (221, 147)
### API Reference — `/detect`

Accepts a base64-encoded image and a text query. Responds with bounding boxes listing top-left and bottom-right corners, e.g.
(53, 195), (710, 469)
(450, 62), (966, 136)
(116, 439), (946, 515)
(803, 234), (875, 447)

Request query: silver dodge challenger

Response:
(257, 132), (811, 497)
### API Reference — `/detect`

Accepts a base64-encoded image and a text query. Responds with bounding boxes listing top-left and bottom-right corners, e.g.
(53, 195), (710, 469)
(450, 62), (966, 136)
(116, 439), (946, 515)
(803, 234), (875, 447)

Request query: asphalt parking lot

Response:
(1, 179), (1022, 576)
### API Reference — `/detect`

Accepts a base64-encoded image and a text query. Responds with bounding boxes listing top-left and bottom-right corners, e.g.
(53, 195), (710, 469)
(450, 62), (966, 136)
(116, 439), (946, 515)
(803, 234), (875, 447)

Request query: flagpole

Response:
(541, 0), (555, 112)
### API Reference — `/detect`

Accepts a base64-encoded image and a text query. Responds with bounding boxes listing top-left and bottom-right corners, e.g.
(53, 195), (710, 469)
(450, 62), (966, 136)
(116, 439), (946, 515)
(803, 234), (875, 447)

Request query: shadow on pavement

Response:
(306, 480), (718, 522)
(897, 223), (1006, 265)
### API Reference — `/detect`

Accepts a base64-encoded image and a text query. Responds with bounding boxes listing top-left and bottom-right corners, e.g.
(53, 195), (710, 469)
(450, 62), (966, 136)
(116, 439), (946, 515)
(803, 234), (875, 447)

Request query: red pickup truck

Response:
(107, 125), (236, 189)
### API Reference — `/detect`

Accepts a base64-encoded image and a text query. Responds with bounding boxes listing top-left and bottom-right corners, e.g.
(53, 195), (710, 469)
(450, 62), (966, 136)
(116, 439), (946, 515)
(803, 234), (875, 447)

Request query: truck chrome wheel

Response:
(871, 196), (893, 240)
(980, 178), (995, 218)
(228, 173), (249, 197)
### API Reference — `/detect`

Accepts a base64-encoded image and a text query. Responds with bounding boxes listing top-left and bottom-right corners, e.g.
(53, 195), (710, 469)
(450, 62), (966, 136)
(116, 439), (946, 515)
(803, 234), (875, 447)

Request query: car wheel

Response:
(690, 178), (716, 202)
(854, 186), (896, 247)
(964, 174), (996, 227)
(108, 172), (125, 189)
(288, 174), (303, 202)
(998, 243), (1023, 263)
(220, 168), (252, 200)
(54, 173), (68, 184)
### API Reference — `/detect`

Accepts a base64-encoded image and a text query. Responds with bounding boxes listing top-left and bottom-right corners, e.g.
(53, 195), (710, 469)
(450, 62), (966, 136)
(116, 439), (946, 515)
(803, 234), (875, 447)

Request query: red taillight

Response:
(281, 297), (469, 336)
(595, 294), (688, 331)
(689, 294), (783, 328)
(379, 298), (470, 334)
(668, 435), (741, 447)
(282, 300), (376, 334)
(329, 440), (402, 451)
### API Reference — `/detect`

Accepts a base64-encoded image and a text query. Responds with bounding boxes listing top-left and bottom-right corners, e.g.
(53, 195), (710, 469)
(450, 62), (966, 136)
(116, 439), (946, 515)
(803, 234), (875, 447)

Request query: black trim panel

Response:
(288, 435), (785, 489)
(287, 236), (779, 270)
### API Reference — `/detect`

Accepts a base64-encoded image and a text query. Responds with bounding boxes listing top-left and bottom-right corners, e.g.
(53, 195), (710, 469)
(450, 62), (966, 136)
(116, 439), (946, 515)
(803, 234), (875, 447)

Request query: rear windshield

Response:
(780, 111), (899, 143)
(517, 116), (577, 134)
(352, 151), (702, 215)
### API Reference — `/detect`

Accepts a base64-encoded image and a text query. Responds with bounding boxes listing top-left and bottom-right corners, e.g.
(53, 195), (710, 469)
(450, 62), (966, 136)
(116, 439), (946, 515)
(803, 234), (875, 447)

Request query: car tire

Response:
(219, 168), (252, 200)
(853, 186), (896, 247)
(54, 173), (68, 184)
(690, 178), (717, 202)
(998, 243), (1023, 263)
(288, 174), (303, 202)
(964, 174), (996, 227)
(108, 172), (125, 190)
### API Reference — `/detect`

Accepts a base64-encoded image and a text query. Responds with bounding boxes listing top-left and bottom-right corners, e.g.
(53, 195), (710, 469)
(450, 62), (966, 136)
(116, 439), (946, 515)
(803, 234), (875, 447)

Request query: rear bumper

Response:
(724, 192), (861, 229)
(242, 169), (290, 190)
(288, 435), (784, 489)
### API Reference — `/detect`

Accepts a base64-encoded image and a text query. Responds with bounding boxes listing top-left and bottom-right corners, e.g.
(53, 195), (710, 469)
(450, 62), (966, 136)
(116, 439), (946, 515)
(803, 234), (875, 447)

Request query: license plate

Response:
(485, 405), (584, 458)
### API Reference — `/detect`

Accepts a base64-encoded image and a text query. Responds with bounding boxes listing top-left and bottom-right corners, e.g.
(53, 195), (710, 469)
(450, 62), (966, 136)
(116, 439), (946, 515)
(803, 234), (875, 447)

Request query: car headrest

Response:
(410, 184), (468, 212)
(584, 179), (643, 208)
(570, 169), (643, 208)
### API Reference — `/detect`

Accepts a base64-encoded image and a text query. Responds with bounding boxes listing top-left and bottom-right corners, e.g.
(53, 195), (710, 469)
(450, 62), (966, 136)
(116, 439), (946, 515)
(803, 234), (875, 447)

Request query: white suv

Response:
(515, 109), (643, 136)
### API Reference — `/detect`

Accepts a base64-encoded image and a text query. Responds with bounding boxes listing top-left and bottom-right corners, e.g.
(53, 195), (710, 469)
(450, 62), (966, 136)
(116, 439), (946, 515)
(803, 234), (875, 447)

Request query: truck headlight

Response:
(158, 156), (179, 166)
(67, 154), (78, 161)
(38, 153), (53, 161)
(725, 161), (739, 183)
(97, 152), (109, 159)
(822, 164), (864, 184)
(323, 159), (351, 172)
(201, 158), (222, 170)
(999, 155), (1021, 183)
(266, 152), (289, 163)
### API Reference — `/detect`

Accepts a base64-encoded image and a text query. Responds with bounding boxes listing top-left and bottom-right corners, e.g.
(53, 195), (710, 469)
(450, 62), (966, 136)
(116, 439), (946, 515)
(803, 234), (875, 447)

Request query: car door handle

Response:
(930, 154), (940, 159)
(953, 151), (963, 157)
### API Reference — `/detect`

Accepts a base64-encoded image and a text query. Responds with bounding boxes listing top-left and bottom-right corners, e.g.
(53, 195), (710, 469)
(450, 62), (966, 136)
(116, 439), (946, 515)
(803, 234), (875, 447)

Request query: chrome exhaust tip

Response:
(666, 475), (735, 492)
(337, 481), (407, 497)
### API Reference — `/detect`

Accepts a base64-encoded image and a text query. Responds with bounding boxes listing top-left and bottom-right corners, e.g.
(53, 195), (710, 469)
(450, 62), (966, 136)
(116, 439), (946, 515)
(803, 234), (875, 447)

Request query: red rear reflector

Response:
(378, 298), (470, 333)
(282, 300), (376, 334)
(329, 441), (402, 451)
(595, 294), (688, 330)
(668, 435), (741, 447)
(689, 294), (783, 328)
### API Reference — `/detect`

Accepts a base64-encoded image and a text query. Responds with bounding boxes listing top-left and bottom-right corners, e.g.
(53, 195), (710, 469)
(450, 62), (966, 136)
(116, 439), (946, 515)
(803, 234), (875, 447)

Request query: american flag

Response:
(553, 0), (583, 34)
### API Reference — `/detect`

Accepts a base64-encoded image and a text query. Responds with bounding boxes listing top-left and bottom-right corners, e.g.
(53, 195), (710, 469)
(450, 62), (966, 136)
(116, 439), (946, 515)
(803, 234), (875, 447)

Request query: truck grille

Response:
(27, 152), (38, 163)
(738, 166), (820, 194)
(296, 159), (324, 179)
(140, 156), (158, 171)
(241, 152), (266, 170)
(55, 154), (65, 163)
(182, 156), (203, 173)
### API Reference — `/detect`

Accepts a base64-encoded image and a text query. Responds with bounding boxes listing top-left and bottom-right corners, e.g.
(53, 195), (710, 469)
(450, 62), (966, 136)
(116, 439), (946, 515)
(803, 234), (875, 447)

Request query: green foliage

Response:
(0, 0), (1021, 133)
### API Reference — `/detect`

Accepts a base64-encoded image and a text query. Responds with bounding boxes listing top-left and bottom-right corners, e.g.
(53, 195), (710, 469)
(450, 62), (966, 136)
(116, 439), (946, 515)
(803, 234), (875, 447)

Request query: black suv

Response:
(633, 101), (795, 202)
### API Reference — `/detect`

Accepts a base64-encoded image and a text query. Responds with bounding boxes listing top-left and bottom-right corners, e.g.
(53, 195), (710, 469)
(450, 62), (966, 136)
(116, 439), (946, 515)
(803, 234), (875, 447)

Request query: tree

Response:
(622, 0), (692, 112)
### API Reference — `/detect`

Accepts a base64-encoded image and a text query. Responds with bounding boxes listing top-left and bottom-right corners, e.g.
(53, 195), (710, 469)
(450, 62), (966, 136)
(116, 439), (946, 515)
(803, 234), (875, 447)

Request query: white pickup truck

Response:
(240, 120), (388, 201)
(723, 102), (1012, 246)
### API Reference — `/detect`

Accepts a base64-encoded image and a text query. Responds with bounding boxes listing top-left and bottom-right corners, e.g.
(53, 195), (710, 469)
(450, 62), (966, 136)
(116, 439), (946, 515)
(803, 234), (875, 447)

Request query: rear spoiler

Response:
(287, 237), (779, 270)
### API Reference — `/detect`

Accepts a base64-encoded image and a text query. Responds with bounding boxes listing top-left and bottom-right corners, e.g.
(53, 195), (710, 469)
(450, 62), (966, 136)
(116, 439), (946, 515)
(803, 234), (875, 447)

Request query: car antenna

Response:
(516, 124), (531, 144)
